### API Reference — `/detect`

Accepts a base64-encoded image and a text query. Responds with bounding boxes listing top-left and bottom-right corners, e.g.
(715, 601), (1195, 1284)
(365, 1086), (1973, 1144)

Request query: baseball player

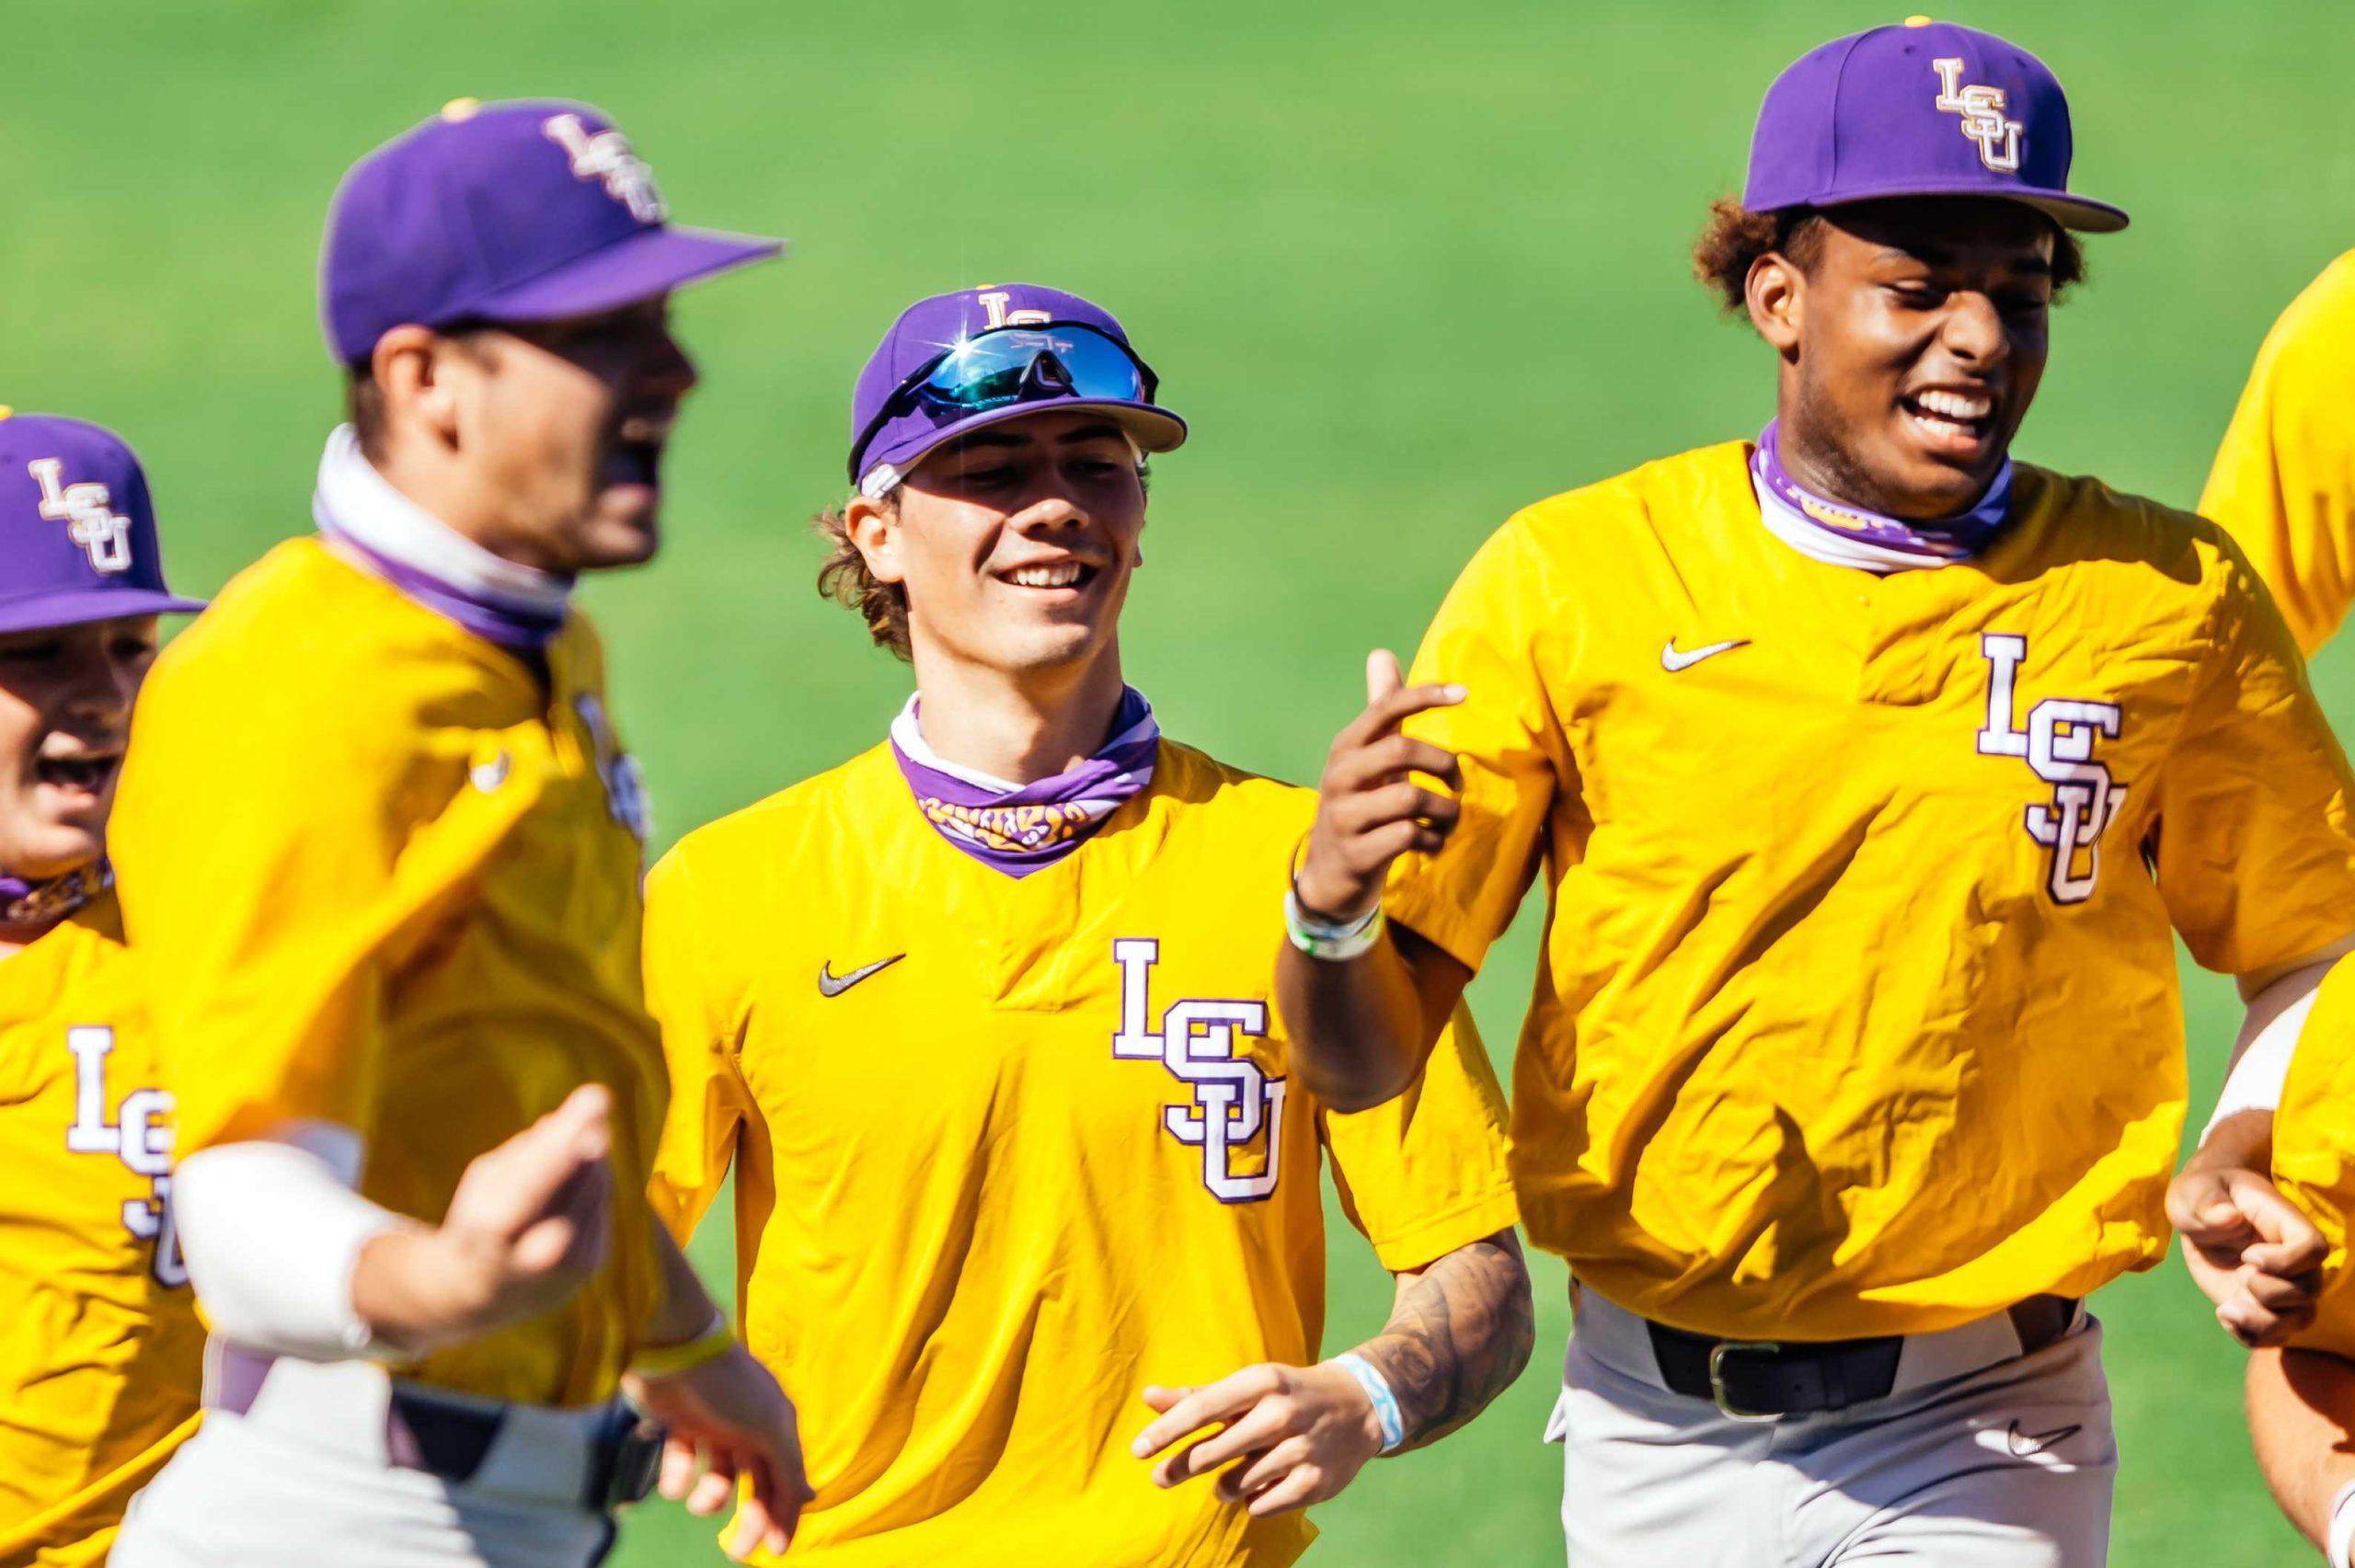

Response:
(644, 282), (1530, 1566)
(0, 412), (206, 1566)
(1273, 20), (2355, 1565)
(2198, 247), (2355, 657)
(2166, 251), (2355, 1563)
(107, 100), (807, 1566)
(2227, 967), (2355, 1566)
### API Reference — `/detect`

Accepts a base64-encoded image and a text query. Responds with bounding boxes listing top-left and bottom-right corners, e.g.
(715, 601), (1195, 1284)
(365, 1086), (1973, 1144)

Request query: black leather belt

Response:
(214, 1345), (665, 1509)
(1644, 1294), (2076, 1420)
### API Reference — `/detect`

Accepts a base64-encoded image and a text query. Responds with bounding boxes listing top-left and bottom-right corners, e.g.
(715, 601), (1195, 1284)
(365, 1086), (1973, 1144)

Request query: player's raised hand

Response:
(1130, 1363), (1385, 1518)
(2167, 1159), (2326, 1346)
(354, 1082), (616, 1350)
(1293, 650), (1465, 924)
(625, 1343), (812, 1561)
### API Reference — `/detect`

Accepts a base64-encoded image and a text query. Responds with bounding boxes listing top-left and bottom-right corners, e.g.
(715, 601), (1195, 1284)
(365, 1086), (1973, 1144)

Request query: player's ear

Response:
(1746, 251), (1804, 355)
(371, 325), (465, 450)
(844, 493), (908, 586)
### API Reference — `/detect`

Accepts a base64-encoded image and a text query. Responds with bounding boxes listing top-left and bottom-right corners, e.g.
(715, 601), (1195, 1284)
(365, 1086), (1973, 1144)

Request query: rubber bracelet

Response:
(629, 1310), (734, 1380)
(1332, 1352), (1406, 1453)
(2329, 1476), (2355, 1568)
(1284, 888), (1384, 962)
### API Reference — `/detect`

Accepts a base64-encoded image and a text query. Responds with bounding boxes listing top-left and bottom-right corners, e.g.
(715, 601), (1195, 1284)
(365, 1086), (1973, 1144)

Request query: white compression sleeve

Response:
(2205, 986), (2318, 1139)
(172, 1121), (405, 1361)
(2328, 1476), (2355, 1568)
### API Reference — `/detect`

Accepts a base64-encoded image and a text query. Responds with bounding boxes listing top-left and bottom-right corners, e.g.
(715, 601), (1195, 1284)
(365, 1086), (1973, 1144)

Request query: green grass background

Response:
(5, 0), (2350, 1560)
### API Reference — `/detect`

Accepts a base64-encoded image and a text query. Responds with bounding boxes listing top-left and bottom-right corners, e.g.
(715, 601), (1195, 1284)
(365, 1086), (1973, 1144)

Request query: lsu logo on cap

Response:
(28, 458), (133, 574)
(1932, 57), (2024, 173)
(543, 112), (667, 223)
(976, 289), (1052, 329)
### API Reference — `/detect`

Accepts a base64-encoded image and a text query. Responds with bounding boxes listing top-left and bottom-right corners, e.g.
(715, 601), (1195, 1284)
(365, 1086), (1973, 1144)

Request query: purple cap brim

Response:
(467, 224), (786, 325)
(868, 399), (1189, 488)
(0, 587), (206, 636)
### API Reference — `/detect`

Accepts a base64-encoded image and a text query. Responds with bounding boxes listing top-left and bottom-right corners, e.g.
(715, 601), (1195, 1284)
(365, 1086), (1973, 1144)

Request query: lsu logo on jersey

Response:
(63, 1025), (186, 1288)
(1932, 58), (2024, 174)
(573, 693), (651, 844)
(1109, 939), (1286, 1204)
(28, 457), (134, 574)
(1974, 633), (2129, 905)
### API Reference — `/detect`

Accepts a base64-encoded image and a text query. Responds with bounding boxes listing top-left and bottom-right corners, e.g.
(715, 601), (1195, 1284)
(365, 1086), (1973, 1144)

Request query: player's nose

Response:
(637, 325), (699, 402)
(61, 650), (140, 729)
(1936, 290), (2011, 368)
(1011, 493), (1091, 534)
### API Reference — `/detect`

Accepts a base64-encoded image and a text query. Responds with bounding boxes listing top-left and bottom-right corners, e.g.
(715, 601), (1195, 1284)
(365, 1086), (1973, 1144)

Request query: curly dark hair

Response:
(814, 499), (913, 661)
(1690, 197), (2085, 316)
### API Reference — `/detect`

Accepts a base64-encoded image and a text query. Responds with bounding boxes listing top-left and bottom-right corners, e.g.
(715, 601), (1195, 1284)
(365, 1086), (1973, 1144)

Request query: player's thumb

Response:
(1365, 649), (1404, 705)
(504, 1085), (615, 1208)
(2166, 1170), (2253, 1248)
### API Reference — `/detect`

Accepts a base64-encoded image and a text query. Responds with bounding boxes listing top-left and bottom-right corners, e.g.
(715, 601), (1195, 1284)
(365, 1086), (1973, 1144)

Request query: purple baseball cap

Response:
(849, 283), (1186, 493)
(0, 412), (205, 635)
(322, 97), (784, 366)
(1744, 18), (2127, 233)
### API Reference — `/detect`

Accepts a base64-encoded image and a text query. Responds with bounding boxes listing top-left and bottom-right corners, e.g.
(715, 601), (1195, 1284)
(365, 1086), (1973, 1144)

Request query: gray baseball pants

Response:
(1548, 1286), (2117, 1566)
(111, 1357), (616, 1568)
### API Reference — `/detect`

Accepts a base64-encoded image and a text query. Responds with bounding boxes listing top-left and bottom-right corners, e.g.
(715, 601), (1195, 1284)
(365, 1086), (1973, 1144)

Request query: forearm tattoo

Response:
(1357, 1232), (1534, 1450)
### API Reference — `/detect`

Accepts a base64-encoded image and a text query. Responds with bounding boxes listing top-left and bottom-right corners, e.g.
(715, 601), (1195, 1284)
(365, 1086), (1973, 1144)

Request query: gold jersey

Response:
(2200, 248), (2355, 656)
(0, 892), (201, 1567)
(2276, 956), (2355, 1357)
(110, 538), (667, 1406)
(648, 740), (1517, 1567)
(1389, 441), (2355, 1340)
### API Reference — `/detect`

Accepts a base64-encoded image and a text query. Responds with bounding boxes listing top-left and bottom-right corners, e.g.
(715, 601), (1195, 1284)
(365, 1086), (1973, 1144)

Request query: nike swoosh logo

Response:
(2005, 1420), (2081, 1459)
(818, 955), (903, 998)
(1660, 637), (1750, 672)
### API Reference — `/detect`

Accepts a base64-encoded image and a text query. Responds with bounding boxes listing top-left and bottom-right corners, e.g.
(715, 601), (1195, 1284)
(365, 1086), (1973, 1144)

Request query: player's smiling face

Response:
(0, 616), (156, 882)
(856, 411), (1147, 680)
(1755, 197), (2057, 520)
(445, 296), (698, 573)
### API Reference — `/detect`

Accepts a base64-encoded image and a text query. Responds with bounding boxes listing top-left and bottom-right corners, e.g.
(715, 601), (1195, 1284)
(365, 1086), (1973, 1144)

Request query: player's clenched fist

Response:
(353, 1082), (618, 1351)
(2166, 1138), (2326, 1347)
(1293, 650), (1465, 925)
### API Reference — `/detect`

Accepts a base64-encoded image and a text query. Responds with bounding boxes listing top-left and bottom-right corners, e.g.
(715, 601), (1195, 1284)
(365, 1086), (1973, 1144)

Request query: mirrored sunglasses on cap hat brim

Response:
(848, 322), (1161, 483)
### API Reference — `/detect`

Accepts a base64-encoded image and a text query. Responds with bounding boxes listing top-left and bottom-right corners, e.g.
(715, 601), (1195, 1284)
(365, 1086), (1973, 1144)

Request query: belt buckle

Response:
(599, 1414), (666, 1509)
(1706, 1340), (1788, 1423)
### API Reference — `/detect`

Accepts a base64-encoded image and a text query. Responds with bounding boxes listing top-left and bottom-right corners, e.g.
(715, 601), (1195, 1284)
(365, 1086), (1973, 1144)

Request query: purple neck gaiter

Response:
(0, 862), (107, 928)
(890, 687), (1159, 877)
(318, 527), (566, 652)
(1754, 418), (2012, 565)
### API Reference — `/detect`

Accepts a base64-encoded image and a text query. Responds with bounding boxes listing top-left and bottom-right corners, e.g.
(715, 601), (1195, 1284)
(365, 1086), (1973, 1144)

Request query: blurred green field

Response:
(6, 0), (2352, 1561)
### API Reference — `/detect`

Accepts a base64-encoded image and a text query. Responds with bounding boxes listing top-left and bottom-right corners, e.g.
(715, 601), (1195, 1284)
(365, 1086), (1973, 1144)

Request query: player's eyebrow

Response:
(954, 423), (1127, 452)
(1879, 241), (2054, 277)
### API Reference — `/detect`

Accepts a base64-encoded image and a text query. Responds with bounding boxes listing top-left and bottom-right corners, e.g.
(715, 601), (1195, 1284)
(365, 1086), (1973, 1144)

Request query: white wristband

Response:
(2328, 1476), (2355, 1568)
(1332, 1352), (1406, 1453)
(1284, 888), (1385, 962)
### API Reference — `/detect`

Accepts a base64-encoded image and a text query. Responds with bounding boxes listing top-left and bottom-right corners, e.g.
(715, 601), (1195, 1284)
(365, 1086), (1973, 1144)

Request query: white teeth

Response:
(1007, 563), (1086, 589)
(1914, 389), (1992, 421)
